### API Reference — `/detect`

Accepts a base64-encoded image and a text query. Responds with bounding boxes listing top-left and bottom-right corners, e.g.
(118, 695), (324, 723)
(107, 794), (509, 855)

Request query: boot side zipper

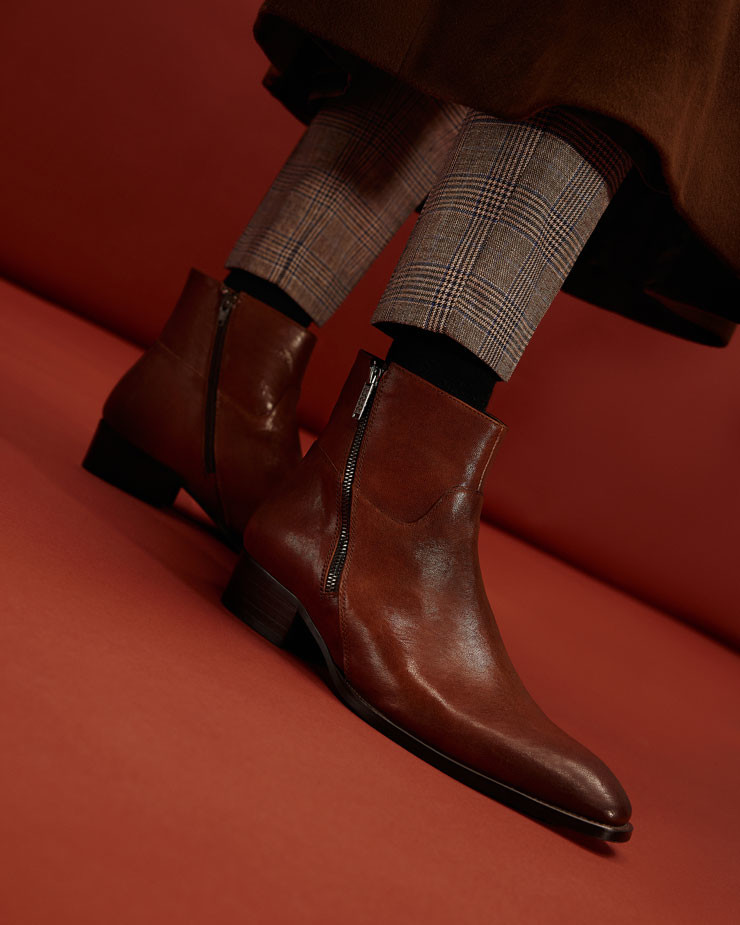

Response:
(204, 286), (238, 473)
(324, 359), (385, 593)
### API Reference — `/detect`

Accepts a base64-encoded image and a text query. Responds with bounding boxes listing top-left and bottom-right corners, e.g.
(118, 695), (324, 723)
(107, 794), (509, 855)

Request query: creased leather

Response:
(102, 267), (315, 534)
(243, 351), (631, 825)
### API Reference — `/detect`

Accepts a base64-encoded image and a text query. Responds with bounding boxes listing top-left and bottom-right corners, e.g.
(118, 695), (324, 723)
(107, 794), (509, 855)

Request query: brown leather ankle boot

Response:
(83, 268), (315, 545)
(223, 350), (633, 841)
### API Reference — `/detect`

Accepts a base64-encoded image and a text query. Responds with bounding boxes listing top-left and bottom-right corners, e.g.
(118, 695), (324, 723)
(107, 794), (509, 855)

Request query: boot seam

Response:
(218, 381), (300, 428)
(352, 485), (483, 526)
(153, 339), (295, 425)
(151, 338), (208, 383)
(315, 443), (341, 477)
(477, 426), (507, 491)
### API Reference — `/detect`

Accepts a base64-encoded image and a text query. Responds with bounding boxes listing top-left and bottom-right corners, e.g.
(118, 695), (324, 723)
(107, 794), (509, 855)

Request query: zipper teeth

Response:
(204, 288), (237, 474)
(324, 415), (369, 592)
(324, 361), (384, 593)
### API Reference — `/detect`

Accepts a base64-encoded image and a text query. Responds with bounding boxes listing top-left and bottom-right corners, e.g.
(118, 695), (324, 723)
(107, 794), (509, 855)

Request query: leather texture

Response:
(5, 282), (740, 923)
(243, 350), (632, 825)
(102, 267), (315, 536)
(3, 0), (738, 648)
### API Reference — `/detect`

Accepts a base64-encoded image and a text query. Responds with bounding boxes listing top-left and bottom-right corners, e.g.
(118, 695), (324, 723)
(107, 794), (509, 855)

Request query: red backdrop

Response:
(1, 0), (738, 647)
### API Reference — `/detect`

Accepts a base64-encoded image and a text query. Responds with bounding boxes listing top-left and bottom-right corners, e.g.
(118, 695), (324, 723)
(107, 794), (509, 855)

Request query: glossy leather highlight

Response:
(99, 268), (315, 537)
(242, 351), (632, 827)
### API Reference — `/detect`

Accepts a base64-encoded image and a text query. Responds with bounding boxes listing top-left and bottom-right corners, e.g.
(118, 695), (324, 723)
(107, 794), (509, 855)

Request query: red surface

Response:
(485, 296), (740, 649)
(1, 2), (738, 646)
(0, 0), (296, 345)
(2, 280), (740, 924)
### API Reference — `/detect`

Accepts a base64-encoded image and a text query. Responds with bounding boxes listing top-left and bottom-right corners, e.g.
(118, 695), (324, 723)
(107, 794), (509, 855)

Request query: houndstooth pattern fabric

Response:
(226, 73), (468, 324)
(372, 107), (632, 379)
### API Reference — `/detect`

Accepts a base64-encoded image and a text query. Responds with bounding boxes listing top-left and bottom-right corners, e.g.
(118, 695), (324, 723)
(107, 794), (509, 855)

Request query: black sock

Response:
(383, 325), (499, 412)
(224, 269), (313, 327)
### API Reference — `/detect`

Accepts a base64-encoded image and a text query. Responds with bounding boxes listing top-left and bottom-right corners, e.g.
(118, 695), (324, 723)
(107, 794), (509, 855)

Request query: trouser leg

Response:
(372, 107), (633, 380)
(226, 73), (468, 324)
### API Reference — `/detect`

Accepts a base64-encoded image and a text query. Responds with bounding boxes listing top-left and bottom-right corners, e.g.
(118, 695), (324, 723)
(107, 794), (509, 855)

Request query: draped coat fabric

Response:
(252, 0), (740, 347)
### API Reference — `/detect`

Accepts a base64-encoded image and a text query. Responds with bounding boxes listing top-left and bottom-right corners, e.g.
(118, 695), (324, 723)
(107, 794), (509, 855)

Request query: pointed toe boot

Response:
(83, 269), (315, 545)
(223, 351), (633, 840)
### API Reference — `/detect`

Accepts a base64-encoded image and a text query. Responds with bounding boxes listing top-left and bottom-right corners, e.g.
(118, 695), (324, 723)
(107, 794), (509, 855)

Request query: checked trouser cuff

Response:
(226, 72), (468, 325)
(228, 73), (631, 379)
(372, 107), (632, 380)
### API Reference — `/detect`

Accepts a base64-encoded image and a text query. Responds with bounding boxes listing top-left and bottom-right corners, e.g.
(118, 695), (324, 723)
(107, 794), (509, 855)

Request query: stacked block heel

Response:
(82, 419), (182, 507)
(222, 553), (299, 647)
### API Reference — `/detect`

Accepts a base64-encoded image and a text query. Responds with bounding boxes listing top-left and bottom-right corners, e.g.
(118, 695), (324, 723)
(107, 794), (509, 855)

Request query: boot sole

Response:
(222, 551), (634, 843)
(82, 419), (241, 550)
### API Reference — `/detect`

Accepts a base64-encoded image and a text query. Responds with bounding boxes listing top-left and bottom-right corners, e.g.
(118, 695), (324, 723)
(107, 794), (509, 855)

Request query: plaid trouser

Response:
(227, 75), (631, 380)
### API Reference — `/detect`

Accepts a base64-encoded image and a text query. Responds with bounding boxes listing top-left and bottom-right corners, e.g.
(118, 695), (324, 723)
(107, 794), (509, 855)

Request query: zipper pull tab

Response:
(217, 287), (238, 325)
(352, 360), (384, 420)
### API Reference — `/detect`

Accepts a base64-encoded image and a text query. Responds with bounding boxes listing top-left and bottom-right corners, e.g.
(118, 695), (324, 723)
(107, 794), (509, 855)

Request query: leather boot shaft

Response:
(241, 351), (632, 831)
(101, 268), (315, 538)
(243, 350), (506, 663)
